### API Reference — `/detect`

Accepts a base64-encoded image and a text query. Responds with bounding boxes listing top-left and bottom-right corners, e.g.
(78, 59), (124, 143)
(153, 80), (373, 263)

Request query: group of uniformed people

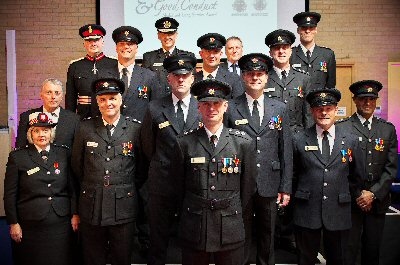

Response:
(3, 10), (398, 265)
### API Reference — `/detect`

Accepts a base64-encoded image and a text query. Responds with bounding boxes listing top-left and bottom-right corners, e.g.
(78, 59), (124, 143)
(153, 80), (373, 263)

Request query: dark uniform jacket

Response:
(172, 127), (256, 252)
(292, 125), (365, 231)
(66, 54), (117, 119)
(140, 95), (201, 197)
(266, 67), (312, 132)
(71, 116), (143, 226)
(290, 45), (336, 90)
(110, 65), (165, 122)
(16, 106), (80, 149)
(336, 114), (398, 214)
(4, 144), (77, 224)
(194, 67), (244, 99)
(226, 95), (292, 197)
(142, 48), (196, 95)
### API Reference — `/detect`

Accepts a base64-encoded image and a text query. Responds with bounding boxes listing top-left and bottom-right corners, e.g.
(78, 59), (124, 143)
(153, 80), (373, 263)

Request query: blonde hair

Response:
(27, 126), (56, 145)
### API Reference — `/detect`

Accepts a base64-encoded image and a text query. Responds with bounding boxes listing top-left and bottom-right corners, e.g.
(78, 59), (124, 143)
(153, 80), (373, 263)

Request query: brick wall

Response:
(0, 0), (400, 125)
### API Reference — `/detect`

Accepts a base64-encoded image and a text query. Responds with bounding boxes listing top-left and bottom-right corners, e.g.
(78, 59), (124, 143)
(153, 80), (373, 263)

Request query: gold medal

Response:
(228, 166), (233, 174)
(234, 167), (239, 173)
(222, 167), (227, 174)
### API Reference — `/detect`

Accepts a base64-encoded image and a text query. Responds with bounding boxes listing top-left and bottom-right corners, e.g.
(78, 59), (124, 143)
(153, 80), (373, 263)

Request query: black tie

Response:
(306, 50), (311, 71)
(281, 70), (287, 86)
(121, 68), (129, 96)
(106, 124), (113, 139)
(252, 99), (260, 128)
(207, 74), (214, 79)
(210, 135), (217, 151)
(231, 64), (237, 74)
(176, 100), (185, 132)
(363, 120), (370, 130)
(40, 150), (49, 163)
(322, 131), (330, 161)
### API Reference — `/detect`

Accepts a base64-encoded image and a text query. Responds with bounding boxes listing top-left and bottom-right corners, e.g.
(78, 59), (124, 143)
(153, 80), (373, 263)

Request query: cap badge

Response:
(210, 37), (215, 43)
(306, 17), (311, 22)
(319, 92), (327, 98)
(124, 31), (130, 36)
(178, 59), (185, 65)
(208, 88), (215, 95)
(277, 36), (283, 42)
(103, 82), (109, 87)
(38, 113), (48, 122)
(251, 58), (259, 63)
(88, 26), (93, 33)
(163, 21), (171, 28)
(367, 87), (373, 92)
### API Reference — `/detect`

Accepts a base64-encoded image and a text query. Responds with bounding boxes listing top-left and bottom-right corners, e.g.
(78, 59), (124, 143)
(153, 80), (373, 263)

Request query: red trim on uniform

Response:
(85, 53), (105, 61)
(82, 29), (104, 37)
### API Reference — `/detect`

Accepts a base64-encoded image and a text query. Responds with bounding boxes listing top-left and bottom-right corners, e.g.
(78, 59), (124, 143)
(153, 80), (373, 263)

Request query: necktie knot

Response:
(106, 124), (114, 138)
(122, 67), (128, 75)
(363, 120), (370, 129)
(322, 130), (329, 138)
(281, 70), (287, 78)
(165, 51), (170, 58)
(40, 150), (49, 162)
(231, 63), (238, 73)
(210, 135), (217, 145)
(207, 74), (214, 79)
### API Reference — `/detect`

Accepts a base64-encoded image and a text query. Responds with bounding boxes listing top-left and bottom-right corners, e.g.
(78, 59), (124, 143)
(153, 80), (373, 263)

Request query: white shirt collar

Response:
(102, 116), (120, 127)
(43, 106), (60, 117)
(356, 112), (373, 126)
(273, 65), (291, 78)
(300, 43), (315, 56)
(202, 67), (219, 79)
(118, 62), (134, 74)
(204, 124), (224, 141)
(35, 144), (50, 153)
(163, 47), (175, 54)
(316, 124), (335, 139)
(172, 93), (191, 108)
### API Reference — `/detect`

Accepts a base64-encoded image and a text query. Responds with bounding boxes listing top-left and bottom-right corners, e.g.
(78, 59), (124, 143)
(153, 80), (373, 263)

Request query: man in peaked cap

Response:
(194, 33), (244, 99)
(66, 24), (117, 120)
(336, 80), (398, 265)
(110, 26), (165, 122)
(170, 79), (256, 265)
(72, 77), (144, 265)
(225, 53), (292, 265)
(290, 11), (336, 90)
(265, 29), (312, 133)
(142, 17), (195, 95)
(292, 87), (364, 265)
(140, 54), (201, 265)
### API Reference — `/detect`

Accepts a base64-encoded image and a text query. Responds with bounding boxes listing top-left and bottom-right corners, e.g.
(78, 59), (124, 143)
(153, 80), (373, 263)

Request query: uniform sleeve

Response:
(370, 125), (398, 200)
(302, 75), (314, 129)
(65, 63), (77, 112)
(71, 121), (85, 182)
(15, 112), (29, 148)
(3, 152), (20, 224)
(326, 50), (336, 88)
(140, 107), (156, 162)
(278, 105), (293, 194)
(349, 138), (365, 199)
(141, 52), (151, 69)
(240, 139), (257, 210)
(170, 138), (186, 211)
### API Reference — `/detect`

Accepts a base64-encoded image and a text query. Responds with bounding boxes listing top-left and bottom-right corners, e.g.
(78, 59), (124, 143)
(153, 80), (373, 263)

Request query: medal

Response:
(222, 158), (228, 174)
(92, 63), (98, 74)
(122, 141), (133, 155)
(233, 155), (240, 173)
(227, 158), (233, 173)
(320, 61), (327, 72)
(375, 138), (384, 151)
(340, 149), (347, 163)
(53, 162), (60, 174)
(347, 148), (353, 162)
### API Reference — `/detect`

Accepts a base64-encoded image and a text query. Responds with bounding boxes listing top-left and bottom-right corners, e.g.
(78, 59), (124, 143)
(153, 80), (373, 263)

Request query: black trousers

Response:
(148, 193), (178, 265)
(243, 194), (277, 265)
(295, 225), (349, 265)
(80, 221), (134, 265)
(182, 246), (244, 265)
(345, 210), (385, 265)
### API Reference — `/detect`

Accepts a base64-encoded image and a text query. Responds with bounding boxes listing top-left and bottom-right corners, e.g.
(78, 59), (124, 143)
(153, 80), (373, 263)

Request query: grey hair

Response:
(41, 78), (64, 92)
(26, 126), (56, 145)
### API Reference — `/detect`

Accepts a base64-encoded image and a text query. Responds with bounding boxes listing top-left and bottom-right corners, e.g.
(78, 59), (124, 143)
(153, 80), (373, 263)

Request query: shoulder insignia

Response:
(53, 143), (70, 149)
(69, 57), (84, 65)
(13, 145), (29, 151)
(319, 45), (332, 51)
(375, 117), (393, 126)
(125, 116), (142, 124)
(291, 66), (309, 75)
(335, 116), (351, 124)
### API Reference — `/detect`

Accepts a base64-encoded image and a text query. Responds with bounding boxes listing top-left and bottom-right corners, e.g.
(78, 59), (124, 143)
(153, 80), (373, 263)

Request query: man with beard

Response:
(66, 24), (117, 119)
(142, 17), (195, 95)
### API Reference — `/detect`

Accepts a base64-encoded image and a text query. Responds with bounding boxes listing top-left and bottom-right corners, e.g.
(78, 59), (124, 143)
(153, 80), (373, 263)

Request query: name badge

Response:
(158, 121), (171, 129)
(27, 167), (40, 175)
(235, 119), (248, 125)
(152, 63), (163, 67)
(191, 157), (206, 164)
(264, 87), (275, 93)
(293, 63), (301, 68)
(359, 137), (363, 142)
(305, 146), (319, 151)
(87, 141), (98, 147)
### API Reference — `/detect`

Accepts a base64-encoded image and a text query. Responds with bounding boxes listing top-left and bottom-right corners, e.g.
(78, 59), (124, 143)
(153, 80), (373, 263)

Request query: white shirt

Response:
(118, 62), (135, 86)
(205, 124), (224, 147)
(202, 67), (219, 80)
(356, 112), (373, 130)
(300, 43), (315, 57)
(172, 93), (191, 122)
(245, 93), (264, 126)
(273, 66), (291, 80)
(316, 124), (335, 155)
(102, 116), (121, 136)
(227, 61), (240, 75)
(43, 106), (60, 123)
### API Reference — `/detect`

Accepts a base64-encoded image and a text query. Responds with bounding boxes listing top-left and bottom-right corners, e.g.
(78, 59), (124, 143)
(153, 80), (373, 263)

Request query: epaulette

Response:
(82, 116), (97, 122)
(375, 117), (394, 126)
(319, 46), (332, 51)
(228, 128), (251, 140)
(13, 145), (29, 151)
(335, 116), (351, 124)
(291, 66), (309, 75)
(183, 128), (198, 135)
(69, 57), (84, 65)
(125, 116), (142, 124)
(53, 143), (70, 150)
